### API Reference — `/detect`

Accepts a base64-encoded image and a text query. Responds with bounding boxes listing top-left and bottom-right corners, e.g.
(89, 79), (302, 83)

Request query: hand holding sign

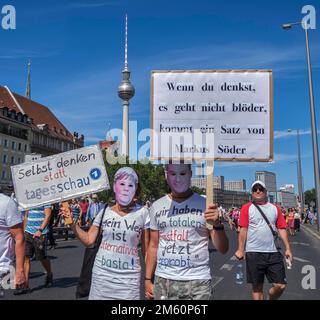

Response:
(204, 203), (220, 227)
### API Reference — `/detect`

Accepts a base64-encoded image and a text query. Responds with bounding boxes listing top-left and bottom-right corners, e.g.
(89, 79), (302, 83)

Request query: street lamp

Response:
(288, 129), (304, 215)
(283, 21), (320, 232)
(290, 160), (303, 211)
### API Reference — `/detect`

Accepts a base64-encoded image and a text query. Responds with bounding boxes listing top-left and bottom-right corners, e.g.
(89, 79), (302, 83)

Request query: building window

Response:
(1, 170), (5, 180)
(18, 142), (22, 151)
(3, 155), (7, 164)
(24, 144), (27, 152)
(11, 156), (14, 165)
(11, 141), (15, 150)
(4, 139), (8, 148)
(17, 157), (21, 164)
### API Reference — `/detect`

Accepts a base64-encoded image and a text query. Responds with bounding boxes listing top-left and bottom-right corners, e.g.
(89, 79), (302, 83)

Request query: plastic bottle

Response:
(235, 262), (244, 285)
(286, 258), (292, 270)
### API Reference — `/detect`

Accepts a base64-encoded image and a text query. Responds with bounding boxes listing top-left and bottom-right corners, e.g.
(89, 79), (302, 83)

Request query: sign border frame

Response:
(150, 69), (274, 162)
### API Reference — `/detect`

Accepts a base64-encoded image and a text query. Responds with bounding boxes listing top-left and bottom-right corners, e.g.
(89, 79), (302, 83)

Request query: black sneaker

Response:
(13, 287), (31, 295)
(44, 274), (53, 288)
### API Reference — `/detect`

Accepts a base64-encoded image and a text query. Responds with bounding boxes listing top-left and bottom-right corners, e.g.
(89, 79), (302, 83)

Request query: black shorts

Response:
(245, 252), (287, 285)
(25, 232), (47, 260)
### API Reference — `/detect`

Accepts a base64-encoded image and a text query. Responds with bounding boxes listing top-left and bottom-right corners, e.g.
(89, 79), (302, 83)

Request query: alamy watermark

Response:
(302, 5), (316, 29)
(1, 5), (16, 30)
(301, 265), (317, 290)
(0, 266), (16, 290)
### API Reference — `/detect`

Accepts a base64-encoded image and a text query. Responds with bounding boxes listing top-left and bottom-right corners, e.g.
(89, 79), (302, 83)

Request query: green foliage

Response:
(191, 186), (205, 195)
(304, 188), (316, 206)
(98, 153), (170, 205)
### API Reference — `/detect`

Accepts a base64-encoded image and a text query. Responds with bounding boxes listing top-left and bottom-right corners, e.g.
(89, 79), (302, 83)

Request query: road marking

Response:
(212, 276), (224, 288)
(220, 264), (234, 271)
(293, 257), (310, 263)
(290, 242), (310, 246)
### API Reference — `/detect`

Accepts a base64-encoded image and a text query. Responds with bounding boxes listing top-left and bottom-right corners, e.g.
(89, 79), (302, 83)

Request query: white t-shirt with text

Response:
(90, 205), (150, 299)
(0, 194), (22, 273)
(150, 193), (211, 281)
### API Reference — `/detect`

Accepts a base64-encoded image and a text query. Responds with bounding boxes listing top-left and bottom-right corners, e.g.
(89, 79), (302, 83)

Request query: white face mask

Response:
(114, 176), (136, 206)
(166, 164), (191, 195)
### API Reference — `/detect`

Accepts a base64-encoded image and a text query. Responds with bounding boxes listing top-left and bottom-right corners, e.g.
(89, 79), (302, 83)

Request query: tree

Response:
(191, 186), (205, 195)
(304, 188), (316, 207)
(98, 153), (170, 205)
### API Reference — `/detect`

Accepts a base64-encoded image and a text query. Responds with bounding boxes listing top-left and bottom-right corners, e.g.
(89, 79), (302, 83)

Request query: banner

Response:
(151, 70), (273, 161)
(11, 145), (110, 210)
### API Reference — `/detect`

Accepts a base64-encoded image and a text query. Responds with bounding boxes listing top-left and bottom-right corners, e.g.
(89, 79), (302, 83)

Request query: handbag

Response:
(76, 204), (108, 299)
(252, 202), (282, 251)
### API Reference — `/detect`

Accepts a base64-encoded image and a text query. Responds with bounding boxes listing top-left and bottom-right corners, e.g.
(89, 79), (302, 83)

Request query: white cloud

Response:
(274, 129), (320, 140)
(68, 2), (116, 9)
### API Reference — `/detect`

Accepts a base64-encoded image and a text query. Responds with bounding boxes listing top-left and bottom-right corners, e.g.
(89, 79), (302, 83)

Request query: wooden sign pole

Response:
(206, 160), (215, 230)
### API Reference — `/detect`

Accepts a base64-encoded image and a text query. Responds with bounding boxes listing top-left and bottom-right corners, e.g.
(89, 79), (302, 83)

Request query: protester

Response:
(86, 194), (104, 225)
(232, 207), (240, 233)
(294, 209), (301, 233)
(145, 163), (229, 300)
(225, 208), (235, 230)
(79, 197), (89, 226)
(23, 205), (54, 292)
(0, 193), (27, 295)
(235, 180), (293, 300)
(70, 198), (82, 226)
(64, 167), (150, 300)
(287, 208), (295, 236)
(47, 205), (57, 250)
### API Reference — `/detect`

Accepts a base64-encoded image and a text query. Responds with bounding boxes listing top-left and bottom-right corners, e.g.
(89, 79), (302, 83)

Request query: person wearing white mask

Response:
(145, 163), (229, 300)
(65, 167), (150, 300)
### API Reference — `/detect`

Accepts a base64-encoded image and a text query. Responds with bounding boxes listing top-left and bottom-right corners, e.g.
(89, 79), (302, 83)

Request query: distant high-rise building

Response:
(255, 171), (277, 203)
(191, 175), (225, 190)
(225, 179), (246, 192)
(280, 184), (295, 193)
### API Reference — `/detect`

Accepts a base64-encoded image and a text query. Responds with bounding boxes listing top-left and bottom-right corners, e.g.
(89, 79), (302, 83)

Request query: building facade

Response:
(191, 176), (225, 190)
(224, 179), (246, 192)
(255, 171), (277, 203)
(277, 190), (297, 209)
(0, 86), (84, 193)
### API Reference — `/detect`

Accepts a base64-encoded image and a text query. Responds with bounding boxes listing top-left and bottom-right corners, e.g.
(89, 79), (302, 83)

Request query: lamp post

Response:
(288, 129), (304, 214)
(290, 160), (303, 212)
(283, 21), (320, 232)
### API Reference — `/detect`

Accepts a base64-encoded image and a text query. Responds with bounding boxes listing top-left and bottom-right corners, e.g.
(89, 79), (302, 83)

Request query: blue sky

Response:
(0, 0), (320, 191)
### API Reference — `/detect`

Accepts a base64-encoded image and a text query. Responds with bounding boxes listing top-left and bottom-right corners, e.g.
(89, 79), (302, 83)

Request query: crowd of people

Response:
(1, 164), (313, 300)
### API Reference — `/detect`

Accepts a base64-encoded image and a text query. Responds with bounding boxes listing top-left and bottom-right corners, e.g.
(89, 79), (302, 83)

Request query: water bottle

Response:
(235, 262), (244, 285)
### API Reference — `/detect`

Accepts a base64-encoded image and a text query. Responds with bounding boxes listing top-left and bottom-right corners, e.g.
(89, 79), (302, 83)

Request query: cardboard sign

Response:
(11, 145), (109, 210)
(151, 70), (273, 161)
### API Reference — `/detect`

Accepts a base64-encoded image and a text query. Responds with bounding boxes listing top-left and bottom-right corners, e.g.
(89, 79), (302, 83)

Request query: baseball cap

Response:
(251, 180), (266, 190)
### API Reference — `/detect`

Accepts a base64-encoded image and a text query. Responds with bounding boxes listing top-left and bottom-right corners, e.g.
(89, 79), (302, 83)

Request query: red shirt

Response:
(79, 201), (89, 215)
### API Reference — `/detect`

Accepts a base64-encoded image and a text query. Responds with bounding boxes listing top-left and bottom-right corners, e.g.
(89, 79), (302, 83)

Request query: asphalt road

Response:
(2, 225), (320, 300)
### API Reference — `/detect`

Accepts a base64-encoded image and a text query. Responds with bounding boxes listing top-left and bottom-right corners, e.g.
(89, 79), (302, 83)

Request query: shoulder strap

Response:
(98, 204), (108, 231)
(252, 202), (277, 236)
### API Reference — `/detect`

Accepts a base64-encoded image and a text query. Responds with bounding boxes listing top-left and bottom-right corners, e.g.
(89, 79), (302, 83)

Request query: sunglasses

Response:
(252, 187), (265, 192)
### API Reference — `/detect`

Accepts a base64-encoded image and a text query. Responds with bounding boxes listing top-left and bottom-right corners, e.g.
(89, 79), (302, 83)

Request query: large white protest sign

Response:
(11, 145), (109, 210)
(151, 70), (273, 161)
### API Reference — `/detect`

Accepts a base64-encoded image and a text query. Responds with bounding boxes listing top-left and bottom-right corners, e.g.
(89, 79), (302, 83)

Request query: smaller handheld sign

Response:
(11, 145), (110, 210)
